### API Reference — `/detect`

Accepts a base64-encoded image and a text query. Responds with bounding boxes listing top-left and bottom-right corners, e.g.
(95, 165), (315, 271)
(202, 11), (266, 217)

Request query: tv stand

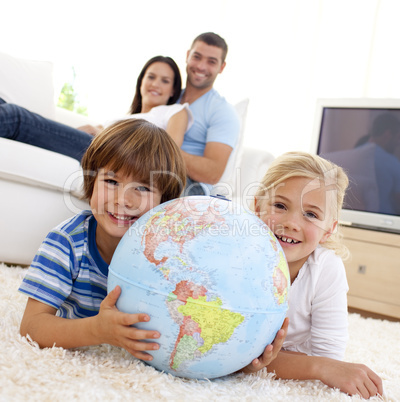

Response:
(341, 225), (400, 319)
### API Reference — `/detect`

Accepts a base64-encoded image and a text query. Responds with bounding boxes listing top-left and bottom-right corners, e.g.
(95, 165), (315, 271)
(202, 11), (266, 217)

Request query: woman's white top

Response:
(106, 103), (194, 131)
(282, 246), (349, 360)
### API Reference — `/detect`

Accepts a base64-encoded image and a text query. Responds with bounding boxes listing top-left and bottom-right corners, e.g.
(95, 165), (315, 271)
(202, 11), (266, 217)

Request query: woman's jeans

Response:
(0, 98), (93, 161)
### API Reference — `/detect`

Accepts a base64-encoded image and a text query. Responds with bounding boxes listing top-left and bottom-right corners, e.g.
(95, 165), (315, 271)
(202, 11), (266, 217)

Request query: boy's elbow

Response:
(19, 324), (29, 340)
(19, 317), (30, 338)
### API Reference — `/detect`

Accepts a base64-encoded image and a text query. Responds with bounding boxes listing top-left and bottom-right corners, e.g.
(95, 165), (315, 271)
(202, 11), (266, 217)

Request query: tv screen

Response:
(311, 99), (400, 233)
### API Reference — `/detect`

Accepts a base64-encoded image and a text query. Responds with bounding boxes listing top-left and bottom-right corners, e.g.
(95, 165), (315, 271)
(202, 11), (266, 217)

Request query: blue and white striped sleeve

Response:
(19, 230), (76, 310)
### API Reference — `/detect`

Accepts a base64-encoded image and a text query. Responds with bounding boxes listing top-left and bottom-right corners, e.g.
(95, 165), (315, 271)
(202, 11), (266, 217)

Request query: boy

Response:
(19, 119), (186, 360)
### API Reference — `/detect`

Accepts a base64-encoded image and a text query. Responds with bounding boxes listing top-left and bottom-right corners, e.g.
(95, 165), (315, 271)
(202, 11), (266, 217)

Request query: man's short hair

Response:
(191, 32), (228, 63)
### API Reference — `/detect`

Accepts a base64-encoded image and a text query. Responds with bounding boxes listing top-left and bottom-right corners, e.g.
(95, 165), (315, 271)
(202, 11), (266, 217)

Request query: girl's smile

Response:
(256, 176), (337, 281)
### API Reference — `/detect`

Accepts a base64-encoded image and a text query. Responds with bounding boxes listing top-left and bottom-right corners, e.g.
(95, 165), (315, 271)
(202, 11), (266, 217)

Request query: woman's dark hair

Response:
(128, 56), (182, 115)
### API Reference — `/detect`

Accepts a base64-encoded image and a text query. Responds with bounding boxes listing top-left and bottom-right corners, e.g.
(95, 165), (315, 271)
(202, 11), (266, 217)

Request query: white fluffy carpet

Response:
(1, 264), (399, 402)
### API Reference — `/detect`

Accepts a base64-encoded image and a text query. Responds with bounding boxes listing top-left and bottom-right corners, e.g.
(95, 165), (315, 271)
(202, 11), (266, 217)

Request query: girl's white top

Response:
(283, 245), (349, 360)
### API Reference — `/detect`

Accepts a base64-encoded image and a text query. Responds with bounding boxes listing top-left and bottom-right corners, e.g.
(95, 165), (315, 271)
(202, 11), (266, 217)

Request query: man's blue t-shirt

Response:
(180, 89), (240, 192)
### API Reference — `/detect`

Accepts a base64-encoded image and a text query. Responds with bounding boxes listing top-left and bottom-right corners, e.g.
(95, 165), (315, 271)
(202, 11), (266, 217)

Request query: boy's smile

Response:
(107, 211), (138, 226)
(90, 167), (162, 263)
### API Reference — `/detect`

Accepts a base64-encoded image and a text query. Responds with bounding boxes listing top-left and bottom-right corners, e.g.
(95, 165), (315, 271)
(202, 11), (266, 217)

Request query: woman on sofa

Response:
(0, 56), (192, 161)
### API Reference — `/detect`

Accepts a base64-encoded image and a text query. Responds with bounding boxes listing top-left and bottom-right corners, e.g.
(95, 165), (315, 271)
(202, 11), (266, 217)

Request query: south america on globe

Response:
(108, 195), (290, 379)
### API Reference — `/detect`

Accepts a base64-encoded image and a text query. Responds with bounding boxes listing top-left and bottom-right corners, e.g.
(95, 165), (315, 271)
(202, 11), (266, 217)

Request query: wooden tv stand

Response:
(341, 225), (400, 319)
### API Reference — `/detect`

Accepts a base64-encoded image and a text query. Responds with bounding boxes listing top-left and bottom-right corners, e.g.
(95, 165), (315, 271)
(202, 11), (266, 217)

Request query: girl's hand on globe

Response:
(240, 317), (289, 374)
(94, 286), (161, 360)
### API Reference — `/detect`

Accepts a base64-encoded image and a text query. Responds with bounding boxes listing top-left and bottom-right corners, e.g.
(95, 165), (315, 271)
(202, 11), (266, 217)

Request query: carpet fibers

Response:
(1, 264), (399, 401)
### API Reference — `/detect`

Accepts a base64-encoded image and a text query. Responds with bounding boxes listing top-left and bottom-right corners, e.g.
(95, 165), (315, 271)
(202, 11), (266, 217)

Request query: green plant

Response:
(57, 67), (88, 116)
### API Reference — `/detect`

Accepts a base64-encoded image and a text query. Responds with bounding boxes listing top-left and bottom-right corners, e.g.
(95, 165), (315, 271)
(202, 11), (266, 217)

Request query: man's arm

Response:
(181, 141), (232, 184)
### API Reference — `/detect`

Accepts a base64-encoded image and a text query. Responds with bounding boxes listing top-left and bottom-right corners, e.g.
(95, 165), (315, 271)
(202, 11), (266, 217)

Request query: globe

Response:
(108, 195), (290, 380)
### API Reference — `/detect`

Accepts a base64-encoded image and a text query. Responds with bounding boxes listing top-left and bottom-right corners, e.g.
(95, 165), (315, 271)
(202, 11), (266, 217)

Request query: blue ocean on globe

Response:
(108, 195), (290, 380)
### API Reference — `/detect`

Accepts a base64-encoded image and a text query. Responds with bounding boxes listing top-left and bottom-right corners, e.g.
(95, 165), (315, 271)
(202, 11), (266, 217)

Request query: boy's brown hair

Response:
(81, 118), (186, 204)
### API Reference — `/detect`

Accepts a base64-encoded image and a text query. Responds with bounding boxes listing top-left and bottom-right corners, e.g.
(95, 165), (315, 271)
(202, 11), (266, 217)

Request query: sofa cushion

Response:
(0, 137), (82, 195)
(0, 51), (55, 119)
(212, 98), (249, 197)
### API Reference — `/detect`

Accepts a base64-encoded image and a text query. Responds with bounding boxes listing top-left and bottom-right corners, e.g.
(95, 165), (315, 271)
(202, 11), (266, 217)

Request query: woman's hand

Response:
(78, 124), (104, 136)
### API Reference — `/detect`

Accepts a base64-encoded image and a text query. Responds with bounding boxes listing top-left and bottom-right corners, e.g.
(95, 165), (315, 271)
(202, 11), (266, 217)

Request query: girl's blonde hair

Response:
(254, 151), (349, 259)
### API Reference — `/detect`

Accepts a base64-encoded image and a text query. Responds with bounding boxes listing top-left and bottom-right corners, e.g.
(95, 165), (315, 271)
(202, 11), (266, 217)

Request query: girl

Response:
(254, 151), (349, 360)
(252, 151), (383, 398)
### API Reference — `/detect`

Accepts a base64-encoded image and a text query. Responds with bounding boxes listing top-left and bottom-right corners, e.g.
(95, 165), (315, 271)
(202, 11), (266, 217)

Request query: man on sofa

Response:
(178, 32), (240, 195)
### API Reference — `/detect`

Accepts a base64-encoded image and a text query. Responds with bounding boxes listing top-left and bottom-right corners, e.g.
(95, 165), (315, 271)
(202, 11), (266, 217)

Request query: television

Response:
(311, 98), (400, 234)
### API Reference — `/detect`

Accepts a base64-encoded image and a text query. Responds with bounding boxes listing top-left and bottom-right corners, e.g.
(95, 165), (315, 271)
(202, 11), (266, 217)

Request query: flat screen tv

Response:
(311, 98), (400, 234)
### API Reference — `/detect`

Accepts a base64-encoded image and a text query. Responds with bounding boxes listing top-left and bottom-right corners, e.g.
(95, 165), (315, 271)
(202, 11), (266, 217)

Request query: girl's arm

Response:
(165, 109), (188, 147)
(266, 351), (383, 399)
(20, 286), (160, 360)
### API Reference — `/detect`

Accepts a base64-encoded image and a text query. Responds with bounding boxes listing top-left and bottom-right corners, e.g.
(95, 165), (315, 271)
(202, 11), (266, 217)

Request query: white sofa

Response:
(0, 51), (274, 266)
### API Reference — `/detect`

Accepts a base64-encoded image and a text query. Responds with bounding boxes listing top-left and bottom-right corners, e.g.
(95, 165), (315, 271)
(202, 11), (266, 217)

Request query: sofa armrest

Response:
(240, 147), (275, 186)
(0, 137), (89, 265)
(232, 147), (275, 205)
(0, 138), (85, 197)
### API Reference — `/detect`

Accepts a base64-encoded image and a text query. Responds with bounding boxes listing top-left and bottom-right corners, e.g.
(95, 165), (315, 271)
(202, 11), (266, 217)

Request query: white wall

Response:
(1, 0), (400, 158)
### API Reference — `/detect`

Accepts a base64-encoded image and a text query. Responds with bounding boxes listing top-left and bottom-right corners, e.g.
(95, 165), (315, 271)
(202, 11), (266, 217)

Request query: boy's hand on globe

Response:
(94, 286), (161, 360)
(240, 317), (289, 374)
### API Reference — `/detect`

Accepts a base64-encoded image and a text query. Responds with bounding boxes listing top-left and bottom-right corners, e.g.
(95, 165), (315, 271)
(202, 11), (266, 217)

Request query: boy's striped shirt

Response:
(19, 211), (109, 318)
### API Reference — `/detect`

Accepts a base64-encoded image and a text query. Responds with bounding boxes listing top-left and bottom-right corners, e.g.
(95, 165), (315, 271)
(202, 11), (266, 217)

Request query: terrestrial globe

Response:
(108, 195), (290, 379)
